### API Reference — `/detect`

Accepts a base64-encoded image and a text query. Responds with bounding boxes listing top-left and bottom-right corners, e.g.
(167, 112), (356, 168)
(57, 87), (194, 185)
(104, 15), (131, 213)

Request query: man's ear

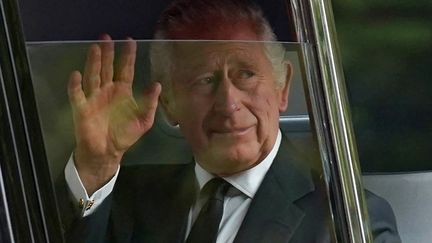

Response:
(159, 92), (179, 126)
(278, 61), (293, 112)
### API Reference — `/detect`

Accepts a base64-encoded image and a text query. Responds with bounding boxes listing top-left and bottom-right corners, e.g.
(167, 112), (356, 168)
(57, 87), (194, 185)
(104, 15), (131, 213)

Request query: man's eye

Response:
(197, 76), (216, 85)
(238, 70), (255, 79)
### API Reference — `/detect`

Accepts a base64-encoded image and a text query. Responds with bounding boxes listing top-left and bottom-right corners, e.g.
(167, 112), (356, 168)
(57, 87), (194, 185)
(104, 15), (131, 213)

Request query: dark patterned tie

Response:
(185, 178), (231, 243)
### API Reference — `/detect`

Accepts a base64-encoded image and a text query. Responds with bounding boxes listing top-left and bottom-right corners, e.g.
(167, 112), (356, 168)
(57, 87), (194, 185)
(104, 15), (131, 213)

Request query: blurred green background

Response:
(332, 0), (432, 172)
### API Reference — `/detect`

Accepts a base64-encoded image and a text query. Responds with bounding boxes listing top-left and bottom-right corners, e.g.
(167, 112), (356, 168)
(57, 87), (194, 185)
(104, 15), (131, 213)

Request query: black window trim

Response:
(0, 0), (63, 242)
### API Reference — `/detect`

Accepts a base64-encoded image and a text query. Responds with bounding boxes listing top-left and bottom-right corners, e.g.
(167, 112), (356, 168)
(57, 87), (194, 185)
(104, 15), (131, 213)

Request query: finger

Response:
(116, 37), (137, 85)
(68, 71), (87, 108)
(83, 44), (102, 96)
(99, 34), (114, 86)
(138, 82), (162, 130)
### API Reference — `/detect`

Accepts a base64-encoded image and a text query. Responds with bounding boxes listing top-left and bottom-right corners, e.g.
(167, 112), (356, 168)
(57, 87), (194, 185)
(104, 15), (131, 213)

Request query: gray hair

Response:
(150, 0), (288, 98)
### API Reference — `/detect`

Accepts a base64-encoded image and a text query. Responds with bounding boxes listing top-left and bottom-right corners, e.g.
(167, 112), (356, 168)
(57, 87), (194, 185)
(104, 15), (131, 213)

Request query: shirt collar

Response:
(194, 130), (282, 198)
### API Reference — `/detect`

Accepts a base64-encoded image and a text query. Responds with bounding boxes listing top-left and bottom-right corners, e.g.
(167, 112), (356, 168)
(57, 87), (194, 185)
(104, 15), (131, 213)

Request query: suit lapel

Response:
(155, 163), (197, 243)
(234, 138), (315, 243)
(109, 163), (197, 243)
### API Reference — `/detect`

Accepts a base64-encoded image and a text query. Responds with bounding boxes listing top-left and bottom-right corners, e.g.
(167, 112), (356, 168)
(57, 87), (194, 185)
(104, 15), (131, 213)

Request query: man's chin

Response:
(202, 145), (261, 175)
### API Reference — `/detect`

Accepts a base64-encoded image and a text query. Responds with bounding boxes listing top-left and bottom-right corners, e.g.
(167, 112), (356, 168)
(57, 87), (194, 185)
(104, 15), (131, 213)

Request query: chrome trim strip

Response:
(279, 114), (309, 123)
(279, 115), (310, 132)
(288, 1), (343, 240)
(0, 166), (14, 243)
(308, 0), (372, 242)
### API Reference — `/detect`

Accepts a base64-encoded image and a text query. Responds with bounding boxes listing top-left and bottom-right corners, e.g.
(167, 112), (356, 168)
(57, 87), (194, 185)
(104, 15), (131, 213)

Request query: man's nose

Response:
(213, 78), (241, 116)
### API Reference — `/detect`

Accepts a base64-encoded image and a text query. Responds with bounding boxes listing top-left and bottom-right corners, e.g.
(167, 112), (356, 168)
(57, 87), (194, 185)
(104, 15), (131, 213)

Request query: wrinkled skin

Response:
(161, 23), (292, 175)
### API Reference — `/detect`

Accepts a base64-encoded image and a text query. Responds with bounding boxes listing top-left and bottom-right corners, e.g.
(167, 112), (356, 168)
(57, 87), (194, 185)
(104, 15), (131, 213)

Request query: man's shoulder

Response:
(365, 190), (401, 242)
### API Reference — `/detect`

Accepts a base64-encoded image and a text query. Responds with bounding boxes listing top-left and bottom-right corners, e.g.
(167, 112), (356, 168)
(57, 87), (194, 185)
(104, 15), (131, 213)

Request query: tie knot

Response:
(202, 178), (230, 201)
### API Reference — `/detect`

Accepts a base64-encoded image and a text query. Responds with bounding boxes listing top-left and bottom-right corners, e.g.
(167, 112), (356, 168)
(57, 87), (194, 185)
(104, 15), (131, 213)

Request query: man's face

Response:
(162, 25), (291, 175)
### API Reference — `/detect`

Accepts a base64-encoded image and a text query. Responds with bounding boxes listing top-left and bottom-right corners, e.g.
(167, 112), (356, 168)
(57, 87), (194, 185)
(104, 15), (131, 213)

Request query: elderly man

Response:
(59, 0), (400, 242)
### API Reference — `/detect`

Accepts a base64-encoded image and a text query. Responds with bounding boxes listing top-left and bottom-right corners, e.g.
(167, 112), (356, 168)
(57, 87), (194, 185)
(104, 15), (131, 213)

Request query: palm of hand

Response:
(68, 37), (161, 168)
(75, 82), (145, 157)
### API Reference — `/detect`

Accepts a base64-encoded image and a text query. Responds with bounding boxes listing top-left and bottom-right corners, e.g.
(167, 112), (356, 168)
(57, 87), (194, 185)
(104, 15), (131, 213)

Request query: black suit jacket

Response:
(58, 139), (400, 243)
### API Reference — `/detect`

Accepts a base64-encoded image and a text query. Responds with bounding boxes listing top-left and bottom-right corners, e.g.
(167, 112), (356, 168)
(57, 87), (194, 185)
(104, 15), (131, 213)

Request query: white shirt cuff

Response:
(64, 154), (120, 217)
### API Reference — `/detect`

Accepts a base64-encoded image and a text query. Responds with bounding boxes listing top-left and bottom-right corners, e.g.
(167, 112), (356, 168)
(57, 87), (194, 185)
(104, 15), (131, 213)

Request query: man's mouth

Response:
(209, 125), (254, 138)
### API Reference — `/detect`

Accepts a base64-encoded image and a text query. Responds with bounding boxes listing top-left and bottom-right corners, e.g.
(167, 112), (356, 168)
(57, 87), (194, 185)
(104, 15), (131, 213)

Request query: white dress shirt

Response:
(65, 130), (282, 242)
(65, 157), (120, 216)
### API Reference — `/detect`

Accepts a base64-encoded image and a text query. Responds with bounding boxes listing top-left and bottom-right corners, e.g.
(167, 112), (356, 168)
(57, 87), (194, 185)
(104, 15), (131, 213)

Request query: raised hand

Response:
(67, 35), (161, 194)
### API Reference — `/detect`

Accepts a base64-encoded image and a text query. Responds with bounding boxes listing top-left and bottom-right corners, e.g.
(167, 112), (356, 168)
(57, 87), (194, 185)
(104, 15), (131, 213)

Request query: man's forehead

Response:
(171, 41), (267, 67)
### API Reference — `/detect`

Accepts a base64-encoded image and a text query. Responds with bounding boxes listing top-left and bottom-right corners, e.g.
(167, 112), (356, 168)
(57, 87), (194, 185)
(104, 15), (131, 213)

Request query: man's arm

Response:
(57, 34), (161, 241)
(67, 34), (160, 195)
(65, 155), (119, 217)
(56, 155), (119, 243)
(56, 171), (114, 243)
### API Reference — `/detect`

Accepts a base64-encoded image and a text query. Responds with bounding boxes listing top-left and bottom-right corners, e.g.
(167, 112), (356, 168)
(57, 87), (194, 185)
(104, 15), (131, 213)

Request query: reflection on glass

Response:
(28, 40), (337, 242)
(26, 29), (404, 242)
(26, 41), (310, 177)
